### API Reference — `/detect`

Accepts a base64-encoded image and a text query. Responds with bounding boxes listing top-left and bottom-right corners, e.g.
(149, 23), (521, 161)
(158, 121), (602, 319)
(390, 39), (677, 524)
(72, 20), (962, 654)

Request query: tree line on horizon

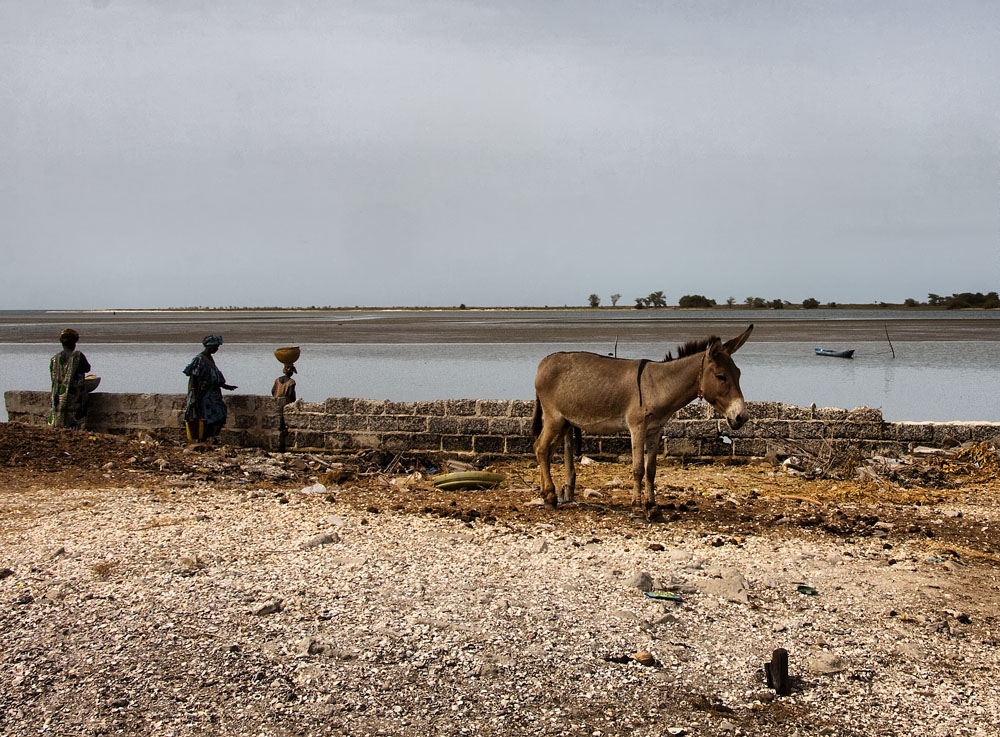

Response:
(586, 291), (999, 310)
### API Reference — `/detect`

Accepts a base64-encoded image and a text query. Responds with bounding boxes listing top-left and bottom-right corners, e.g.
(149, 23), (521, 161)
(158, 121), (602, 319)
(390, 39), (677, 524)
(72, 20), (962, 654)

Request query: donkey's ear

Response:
(723, 324), (753, 355)
(707, 337), (725, 358)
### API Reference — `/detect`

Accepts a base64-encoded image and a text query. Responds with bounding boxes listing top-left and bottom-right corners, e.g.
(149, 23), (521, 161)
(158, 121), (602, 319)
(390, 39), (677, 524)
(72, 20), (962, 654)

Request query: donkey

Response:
(531, 324), (753, 519)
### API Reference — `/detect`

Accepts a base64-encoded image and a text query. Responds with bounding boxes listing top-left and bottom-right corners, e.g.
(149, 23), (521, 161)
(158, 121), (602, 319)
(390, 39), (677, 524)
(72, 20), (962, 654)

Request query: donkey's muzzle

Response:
(728, 413), (747, 431)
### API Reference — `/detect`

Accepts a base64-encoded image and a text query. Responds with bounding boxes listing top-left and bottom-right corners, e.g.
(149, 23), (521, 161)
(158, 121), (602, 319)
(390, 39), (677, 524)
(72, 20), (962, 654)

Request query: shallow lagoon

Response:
(2, 338), (997, 422)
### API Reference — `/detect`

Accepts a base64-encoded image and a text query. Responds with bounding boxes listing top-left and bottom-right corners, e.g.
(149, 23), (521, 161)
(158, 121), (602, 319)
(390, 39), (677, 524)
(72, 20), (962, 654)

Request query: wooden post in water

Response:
(884, 324), (895, 359)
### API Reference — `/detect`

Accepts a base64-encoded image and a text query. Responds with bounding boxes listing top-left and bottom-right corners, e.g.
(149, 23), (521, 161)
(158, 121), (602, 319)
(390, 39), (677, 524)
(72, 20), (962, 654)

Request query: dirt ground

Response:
(3, 423), (999, 558)
(3, 423), (1000, 736)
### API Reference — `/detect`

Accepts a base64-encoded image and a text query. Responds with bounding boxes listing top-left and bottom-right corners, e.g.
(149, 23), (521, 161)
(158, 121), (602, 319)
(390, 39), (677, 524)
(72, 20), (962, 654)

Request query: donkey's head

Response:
(698, 324), (753, 430)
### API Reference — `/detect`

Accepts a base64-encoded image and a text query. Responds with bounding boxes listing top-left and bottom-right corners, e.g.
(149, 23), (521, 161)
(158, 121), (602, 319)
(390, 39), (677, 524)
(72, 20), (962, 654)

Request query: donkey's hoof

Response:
(630, 507), (649, 523)
(544, 495), (559, 511)
(646, 506), (664, 523)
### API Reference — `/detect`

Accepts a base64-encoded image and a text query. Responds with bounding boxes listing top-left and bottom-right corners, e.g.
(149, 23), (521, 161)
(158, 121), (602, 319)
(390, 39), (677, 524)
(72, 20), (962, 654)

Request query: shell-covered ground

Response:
(2, 423), (999, 736)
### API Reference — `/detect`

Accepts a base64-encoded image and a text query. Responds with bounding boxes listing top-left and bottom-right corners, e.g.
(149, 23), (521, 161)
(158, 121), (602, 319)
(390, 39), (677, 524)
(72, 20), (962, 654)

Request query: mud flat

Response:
(2, 308), (999, 345)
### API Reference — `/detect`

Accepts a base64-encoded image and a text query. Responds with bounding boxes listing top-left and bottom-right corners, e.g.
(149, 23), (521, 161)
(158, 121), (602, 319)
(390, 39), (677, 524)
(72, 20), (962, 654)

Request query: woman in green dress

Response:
(49, 328), (91, 428)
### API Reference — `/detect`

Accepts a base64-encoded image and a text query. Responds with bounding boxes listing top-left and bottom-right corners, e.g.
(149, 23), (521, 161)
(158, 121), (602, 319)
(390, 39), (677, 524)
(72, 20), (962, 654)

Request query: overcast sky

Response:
(1, 1), (997, 309)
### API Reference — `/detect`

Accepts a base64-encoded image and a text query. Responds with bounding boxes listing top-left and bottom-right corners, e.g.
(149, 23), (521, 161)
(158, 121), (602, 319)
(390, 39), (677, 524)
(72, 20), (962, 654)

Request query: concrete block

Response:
(788, 421), (826, 439)
(853, 440), (901, 457)
(4, 391), (24, 413)
(676, 403), (710, 420)
(511, 400), (535, 418)
(474, 435), (505, 454)
(223, 395), (254, 411)
(741, 419), (788, 438)
(733, 438), (768, 457)
(288, 414), (337, 432)
(414, 400), (446, 416)
(373, 416), (427, 433)
(442, 435), (474, 452)
(414, 433), (443, 450)
(778, 405), (814, 420)
(456, 417), (490, 435)
(112, 394), (151, 410)
(293, 401), (327, 414)
(351, 433), (381, 449)
(321, 432), (354, 450)
(476, 400), (511, 417)
(893, 423), (935, 442)
(27, 391), (53, 413)
(599, 437), (632, 456)
(685, 420), (724, 439)
(663, 438), (698, 457)
(488, 418), (524, 435)
(847, 407), (884, 422)
(970, 423), (1000, 442)
(380, 433), (417, 451)
(747, 401), (783, 419)
(355, 399), (388, 415)
(814, 407), (849, 420)
(336, 414), (370, 431)
(428, 417), (460, 434)
(931, 424), (971, 443)
(324, 397), (356, 414)
(661, 422), (686, 438)
(289, 431), (325, 449)
(505, 436), (535, 455)
(137, 410), (172, 427)
(384, 401), (417, 415)
(233, 414), (257, 430)
(702, 438), (735, 457)
(826, 422), (881, 440)
(445, 399), (477, 416)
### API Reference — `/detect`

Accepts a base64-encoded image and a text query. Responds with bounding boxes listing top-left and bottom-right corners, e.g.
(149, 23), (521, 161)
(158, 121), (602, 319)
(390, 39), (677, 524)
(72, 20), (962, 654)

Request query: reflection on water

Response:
(2, 340), (997, 423)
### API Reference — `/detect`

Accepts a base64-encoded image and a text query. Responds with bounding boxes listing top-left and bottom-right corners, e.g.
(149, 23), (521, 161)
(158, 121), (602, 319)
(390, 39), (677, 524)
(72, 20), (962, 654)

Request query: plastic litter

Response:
(644, 590), (684, 603)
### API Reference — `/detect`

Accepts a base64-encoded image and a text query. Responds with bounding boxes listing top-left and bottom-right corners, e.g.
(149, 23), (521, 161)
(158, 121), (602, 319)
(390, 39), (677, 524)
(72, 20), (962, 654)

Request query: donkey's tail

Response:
(531, 396), (543, 438)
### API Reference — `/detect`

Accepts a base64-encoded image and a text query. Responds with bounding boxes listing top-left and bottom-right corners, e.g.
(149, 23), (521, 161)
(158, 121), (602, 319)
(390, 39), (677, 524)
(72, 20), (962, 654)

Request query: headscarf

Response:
(202, 335), (224, 347)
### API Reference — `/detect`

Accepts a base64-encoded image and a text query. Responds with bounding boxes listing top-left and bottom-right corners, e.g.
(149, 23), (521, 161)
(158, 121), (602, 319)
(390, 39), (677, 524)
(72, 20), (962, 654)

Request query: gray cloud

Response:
(2, 1), (997, 308)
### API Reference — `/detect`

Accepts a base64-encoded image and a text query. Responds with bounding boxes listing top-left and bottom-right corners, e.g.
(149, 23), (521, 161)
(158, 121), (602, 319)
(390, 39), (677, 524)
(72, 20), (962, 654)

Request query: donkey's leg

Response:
(533, 418), (565, 510)
(643, 432), (661, 521)
(561, 426), (577, 503)
(628, 423), (647, 519)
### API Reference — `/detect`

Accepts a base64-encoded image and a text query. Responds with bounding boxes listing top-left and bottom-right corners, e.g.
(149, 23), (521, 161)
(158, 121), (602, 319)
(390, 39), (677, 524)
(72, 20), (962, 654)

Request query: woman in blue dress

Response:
(183, 335), (237, 441)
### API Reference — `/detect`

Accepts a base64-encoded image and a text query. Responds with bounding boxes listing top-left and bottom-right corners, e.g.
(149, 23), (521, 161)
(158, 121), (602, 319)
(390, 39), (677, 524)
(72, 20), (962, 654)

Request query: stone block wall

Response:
(6, 391), (999, 459)
(4, 391), (283, 450)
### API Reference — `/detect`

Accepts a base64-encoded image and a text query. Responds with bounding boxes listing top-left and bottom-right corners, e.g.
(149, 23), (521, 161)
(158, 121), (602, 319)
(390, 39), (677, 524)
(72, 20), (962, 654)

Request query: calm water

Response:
(2, 338), (997, 422)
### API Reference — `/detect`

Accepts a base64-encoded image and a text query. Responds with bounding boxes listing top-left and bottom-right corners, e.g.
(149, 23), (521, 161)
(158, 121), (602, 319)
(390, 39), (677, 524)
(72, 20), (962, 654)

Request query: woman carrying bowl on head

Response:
(271, 346), (300, 402)
(183, 335), (237, 442)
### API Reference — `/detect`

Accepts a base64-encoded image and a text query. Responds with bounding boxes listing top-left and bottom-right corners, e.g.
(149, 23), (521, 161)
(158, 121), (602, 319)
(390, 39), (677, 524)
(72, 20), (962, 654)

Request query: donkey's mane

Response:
(663, 336), (718, 362)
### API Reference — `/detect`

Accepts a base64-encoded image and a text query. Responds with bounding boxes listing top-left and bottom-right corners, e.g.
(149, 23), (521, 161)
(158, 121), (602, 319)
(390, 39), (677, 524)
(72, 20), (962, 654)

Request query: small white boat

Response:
(814, 348), (855, 358)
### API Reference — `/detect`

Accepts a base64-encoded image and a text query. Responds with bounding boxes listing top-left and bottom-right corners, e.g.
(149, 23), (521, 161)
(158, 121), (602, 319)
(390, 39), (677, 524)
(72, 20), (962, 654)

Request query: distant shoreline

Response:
(3, 308), (998, 345)
(35, 304), (994, 314)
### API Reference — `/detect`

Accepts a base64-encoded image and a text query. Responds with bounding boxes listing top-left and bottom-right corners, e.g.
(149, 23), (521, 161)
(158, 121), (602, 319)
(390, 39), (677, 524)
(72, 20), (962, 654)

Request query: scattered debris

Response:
(631, 651), (657, 667)
(764, 648), (792, 696)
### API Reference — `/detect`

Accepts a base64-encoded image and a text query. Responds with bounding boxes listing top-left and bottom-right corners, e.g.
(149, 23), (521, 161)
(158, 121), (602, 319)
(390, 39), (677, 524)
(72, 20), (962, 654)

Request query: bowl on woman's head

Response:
(274, 346), (300, 365)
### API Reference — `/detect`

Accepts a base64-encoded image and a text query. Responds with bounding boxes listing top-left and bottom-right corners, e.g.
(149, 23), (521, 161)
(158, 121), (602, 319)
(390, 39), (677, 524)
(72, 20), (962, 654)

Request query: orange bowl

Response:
(274, 346), (300, 365)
